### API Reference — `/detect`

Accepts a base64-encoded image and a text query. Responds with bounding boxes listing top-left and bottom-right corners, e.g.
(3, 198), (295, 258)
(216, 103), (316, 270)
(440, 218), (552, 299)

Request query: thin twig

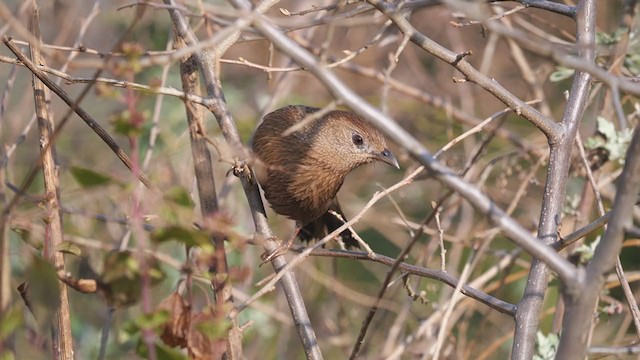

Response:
(163, 1), (323, 358)
(557, 121), (640, 358)
(230, 166), (423, 319)
(175, 32), (241, 357)
(3, 38), (153, 190)
(367, 0), (561, 141)
(349, 192), (449, 359)
(28, 8), (74, 359)
(575, 131), (640, 341)
(303, 247), (516, 315)
(240, 0), (577, 284)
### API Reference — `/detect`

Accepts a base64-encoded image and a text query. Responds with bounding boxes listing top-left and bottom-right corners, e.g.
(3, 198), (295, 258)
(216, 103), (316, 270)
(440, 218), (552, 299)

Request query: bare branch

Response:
(589, 345), (640, 355)
(162, 1), (323, 358)
(489, 0), (576, 18)
(230, 0), (577, 285)
(2, 38), (153, 189)
(557, 123), (640, 358)
(175, 33), (242, 357)
(28, 7), (73, 359)
(368, 0), (562, 142)
(305, 247), (516, 315)
(512, 0), (596, 355)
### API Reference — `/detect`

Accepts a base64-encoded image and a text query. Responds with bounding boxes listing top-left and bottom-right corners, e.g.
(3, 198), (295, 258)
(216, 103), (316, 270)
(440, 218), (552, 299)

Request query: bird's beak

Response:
(374, 148), (399, 169)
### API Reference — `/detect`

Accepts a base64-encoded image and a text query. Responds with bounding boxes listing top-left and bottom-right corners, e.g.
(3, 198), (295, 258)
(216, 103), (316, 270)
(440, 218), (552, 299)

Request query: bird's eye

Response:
(352, 134), (364, 146)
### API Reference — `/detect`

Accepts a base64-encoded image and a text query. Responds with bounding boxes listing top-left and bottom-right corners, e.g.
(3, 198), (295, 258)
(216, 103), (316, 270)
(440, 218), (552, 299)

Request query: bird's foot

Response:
(260, 243), (288, 265)
(259, 229), (300, 265)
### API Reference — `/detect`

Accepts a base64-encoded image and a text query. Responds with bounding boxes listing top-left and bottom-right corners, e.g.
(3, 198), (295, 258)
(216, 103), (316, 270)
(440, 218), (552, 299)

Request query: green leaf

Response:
(624, 52), (640, 75)
(24, 257), (61, 328)
(136, 341), (189, 360)
(56, 241), (82, 256)
(596, 27), (627, 45)
(151, 225), (210, 248)
(163, 187), (195, 208)
(609, 129), (634, 164)
(584, 136), (604, 150)
(575, 236), (600, 264)
(156, 343), (189, 360)
(70, 166), (113, 188)
(596, 117), (616, 139)
(102, 251), (166, 308)
(585, 117), (634, 165)
(0, 306), (23, 340)
(111, 110), (134, 137)
(11, 226), (41, 250)
(594, 117), (633, 164)
(111, 110), (146, 137)
(122, 311), (188, 360)
(102, 251), (139, 283)
(0, 352), (16, 360)
(195, 317), (231, 341)
(135, 311), (170, 330)
(119, 318), (141, 342)
(533, 331), (559, 360)
(549, 66), (574, 82)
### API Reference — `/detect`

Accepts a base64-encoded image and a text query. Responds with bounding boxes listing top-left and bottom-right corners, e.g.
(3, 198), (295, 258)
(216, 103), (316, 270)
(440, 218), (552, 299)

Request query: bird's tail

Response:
(298, 201), (359, 248)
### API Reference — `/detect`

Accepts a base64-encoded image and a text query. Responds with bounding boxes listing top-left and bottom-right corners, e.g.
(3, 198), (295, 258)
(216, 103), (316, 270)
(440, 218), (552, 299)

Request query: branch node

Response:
(230, 158), (253, 182)
(452, 50), (473, 66)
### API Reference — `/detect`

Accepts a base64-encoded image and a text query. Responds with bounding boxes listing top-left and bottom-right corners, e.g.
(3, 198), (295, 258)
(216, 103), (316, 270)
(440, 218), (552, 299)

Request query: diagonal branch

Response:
(304, 247), (516, 315)
(163, 1), (323, 359)
(556, 123), (640, 359)
(368, 0), (562, 142)
(489, 0), (576, 18)
(403, 0), (576, 18)
(228, 0), (577, 286)
(175, 33), (242, 358)
(512, 0), (596, 357)
(2, 38), (153, 190)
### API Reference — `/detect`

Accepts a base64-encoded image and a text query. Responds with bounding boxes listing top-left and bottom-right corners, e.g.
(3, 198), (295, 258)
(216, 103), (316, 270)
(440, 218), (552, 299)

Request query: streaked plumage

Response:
(252, 105), (398, 247)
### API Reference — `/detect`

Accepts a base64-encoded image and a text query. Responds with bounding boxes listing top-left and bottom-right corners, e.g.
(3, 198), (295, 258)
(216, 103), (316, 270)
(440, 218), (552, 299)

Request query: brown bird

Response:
(251, 105), (399, 252)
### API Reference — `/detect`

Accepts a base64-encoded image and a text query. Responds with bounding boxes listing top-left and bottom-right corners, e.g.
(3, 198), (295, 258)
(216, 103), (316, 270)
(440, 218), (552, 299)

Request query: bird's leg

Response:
(260, 227), (301, 264)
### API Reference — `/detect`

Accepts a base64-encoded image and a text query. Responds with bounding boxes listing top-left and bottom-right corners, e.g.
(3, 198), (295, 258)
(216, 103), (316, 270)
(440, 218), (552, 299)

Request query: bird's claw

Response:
(259, 236), (295, 265)
(260, 247), (286, 265)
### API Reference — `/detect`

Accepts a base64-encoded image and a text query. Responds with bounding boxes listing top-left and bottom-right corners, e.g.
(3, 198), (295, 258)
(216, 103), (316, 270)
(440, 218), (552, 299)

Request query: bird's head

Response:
(316, 110), (399, 172)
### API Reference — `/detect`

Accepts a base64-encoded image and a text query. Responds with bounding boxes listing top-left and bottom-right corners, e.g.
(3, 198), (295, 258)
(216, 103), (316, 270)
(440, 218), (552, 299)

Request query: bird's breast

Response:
(262, 162), (346, 224)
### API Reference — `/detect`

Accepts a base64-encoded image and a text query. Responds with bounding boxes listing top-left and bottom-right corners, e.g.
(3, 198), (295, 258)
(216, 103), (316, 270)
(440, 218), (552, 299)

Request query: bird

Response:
(251, 105), (399, 256)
